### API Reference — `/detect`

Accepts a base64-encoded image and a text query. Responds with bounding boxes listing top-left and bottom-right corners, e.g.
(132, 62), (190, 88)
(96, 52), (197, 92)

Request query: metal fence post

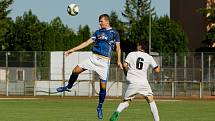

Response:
(34, 51), (37, 96)
(184, 55), (187, 92)
(208, 55), (211, 89)
(62, 52), (65, 97)
(171, 81), (174, 98)
(159, 55), (162, 97)
(172, 53), (177, 98)
(116, 67), (119, 97)
(200, 52), (204, 99)
(6, 52), (8, 96)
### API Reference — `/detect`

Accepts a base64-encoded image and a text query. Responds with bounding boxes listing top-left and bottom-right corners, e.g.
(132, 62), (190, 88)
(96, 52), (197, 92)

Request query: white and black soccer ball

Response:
(67, 3), (79, 16)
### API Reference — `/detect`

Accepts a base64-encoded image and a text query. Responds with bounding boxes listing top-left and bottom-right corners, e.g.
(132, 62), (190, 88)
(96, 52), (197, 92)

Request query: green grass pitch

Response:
(0, 97), (214, 121)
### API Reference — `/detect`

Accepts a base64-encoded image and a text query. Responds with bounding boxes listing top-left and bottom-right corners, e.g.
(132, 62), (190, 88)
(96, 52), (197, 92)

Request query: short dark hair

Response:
(99, 14), (109, 21)
(138, 41), (148, 52)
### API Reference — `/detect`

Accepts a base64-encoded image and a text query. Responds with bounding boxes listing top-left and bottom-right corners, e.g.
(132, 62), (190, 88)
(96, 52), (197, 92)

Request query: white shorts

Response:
(124, 83), (153, 100)
(78, 54), (110, 80)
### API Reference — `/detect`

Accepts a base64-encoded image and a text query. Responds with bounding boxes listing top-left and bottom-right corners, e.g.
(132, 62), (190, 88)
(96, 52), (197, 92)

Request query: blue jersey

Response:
(91, 28), (120, 58)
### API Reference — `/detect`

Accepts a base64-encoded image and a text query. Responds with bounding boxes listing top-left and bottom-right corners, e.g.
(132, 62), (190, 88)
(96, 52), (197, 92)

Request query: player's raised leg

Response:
(110, 101), (129, 121)
(56, 66), (84, 92)
(97, 80), (107, 119)
(146, 95), (160, 121)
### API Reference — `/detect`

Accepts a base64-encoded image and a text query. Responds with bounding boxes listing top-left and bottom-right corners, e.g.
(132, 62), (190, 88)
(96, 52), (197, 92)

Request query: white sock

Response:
(116, 101), (129, 113)
(149, 101), (160, 121)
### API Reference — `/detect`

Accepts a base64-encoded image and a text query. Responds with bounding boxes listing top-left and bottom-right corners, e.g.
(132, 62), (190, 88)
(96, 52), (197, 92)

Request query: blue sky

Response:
(9, 0), (170, 31)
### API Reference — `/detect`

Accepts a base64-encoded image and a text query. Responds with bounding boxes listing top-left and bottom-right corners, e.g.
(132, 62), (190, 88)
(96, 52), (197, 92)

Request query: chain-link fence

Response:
(0, 51), (215, 99)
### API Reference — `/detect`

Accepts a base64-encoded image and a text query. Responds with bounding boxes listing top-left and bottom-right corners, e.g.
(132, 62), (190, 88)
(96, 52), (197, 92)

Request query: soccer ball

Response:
(67, 3), (79, 16)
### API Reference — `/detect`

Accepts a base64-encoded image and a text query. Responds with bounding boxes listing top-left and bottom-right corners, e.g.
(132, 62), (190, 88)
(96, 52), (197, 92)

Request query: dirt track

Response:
(0, 95), (215, 100)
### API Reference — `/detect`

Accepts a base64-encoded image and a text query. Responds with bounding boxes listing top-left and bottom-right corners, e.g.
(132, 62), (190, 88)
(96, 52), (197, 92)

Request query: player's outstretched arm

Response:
(64, 38), (94, 56)
(115, 43), (123, 69)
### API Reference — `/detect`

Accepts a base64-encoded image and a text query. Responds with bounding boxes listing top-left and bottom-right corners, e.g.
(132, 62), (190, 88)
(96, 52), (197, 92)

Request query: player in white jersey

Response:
(110, 42), (160, 121)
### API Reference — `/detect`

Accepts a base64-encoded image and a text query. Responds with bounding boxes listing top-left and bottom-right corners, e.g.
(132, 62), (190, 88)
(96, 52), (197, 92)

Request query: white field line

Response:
(0, 98), (39, 100)
(106, 99), (181, 102)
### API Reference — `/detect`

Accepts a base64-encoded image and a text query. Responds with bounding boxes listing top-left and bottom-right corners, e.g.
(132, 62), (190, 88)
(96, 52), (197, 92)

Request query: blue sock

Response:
(98, 88), (106, 109)
(66, 73), (78, 89)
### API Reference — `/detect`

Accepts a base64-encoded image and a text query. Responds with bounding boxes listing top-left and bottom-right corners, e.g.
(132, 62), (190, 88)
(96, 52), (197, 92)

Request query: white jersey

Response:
(125, 51), (158, 84)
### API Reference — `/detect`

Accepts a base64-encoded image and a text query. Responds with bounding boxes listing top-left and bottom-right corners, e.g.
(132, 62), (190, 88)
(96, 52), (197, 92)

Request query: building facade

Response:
(170, 0), (207, 51)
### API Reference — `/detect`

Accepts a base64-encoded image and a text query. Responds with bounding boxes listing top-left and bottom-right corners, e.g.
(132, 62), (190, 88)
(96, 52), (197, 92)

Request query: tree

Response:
(0, 0), (13, 50)
(12, 10), (44, 51)
(6, 10), (79, 51)
(76, 25), (91, 51)
(109, 11), (126, 40)
(152, 16), (188, 54)
(50, 17), (66, 51)
(49, 17), (80, 51)
(109, 11), (132, 53)
(199, 3), (215, 47)
(120, 0), (188, 54)
(122, 0), (154, 45)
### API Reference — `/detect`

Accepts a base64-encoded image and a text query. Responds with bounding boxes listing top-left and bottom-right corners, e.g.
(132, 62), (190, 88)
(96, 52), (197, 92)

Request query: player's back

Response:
(125, 51), (157, 84)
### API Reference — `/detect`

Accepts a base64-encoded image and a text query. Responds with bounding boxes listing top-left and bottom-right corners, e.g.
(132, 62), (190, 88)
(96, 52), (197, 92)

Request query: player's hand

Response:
(117, 61), (123, 70)
(64, 51), (70, 56)
(64, 50), (73, 56)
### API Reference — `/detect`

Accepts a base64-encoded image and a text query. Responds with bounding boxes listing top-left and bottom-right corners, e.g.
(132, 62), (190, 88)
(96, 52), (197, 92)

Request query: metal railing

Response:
(0, 51), (215, 99)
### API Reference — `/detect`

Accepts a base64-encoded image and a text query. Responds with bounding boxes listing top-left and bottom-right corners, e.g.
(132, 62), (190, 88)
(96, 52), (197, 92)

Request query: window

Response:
(17, 69), (25, 81)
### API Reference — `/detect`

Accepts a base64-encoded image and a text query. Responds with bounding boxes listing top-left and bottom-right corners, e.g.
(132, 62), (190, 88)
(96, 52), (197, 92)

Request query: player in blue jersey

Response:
(56, 14), (123, 119)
